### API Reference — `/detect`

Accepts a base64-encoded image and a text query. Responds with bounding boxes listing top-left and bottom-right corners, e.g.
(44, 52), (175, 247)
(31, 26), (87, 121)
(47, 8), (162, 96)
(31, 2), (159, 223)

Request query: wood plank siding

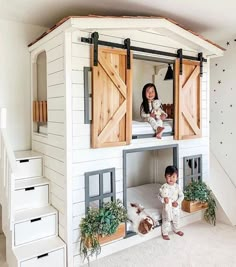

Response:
(29, 17), (215, 265)
(31, 32), (66, 241)
(70, 29), (210, 264)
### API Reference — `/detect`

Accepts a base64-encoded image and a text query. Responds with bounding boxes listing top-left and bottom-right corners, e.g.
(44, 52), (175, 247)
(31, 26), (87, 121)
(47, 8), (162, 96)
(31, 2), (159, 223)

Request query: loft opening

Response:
(85, 33), (203, 148)
(132, 54), (175, 139)
(32, 50), (48, 135)
(123, 144), (178, 236)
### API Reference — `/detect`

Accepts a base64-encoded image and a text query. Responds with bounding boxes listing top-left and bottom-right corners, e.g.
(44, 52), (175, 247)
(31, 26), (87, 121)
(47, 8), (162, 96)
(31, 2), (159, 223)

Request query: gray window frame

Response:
(183, 154), (202, 189)
(84, 67), (92, 124)
(84, 168), (116, 212)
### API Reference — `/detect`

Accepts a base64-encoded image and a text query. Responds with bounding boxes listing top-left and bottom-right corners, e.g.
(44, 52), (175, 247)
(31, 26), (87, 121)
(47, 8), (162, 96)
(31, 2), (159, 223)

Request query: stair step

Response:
(14, 150), (43, 161)
(14, 205), (56, 224)
(13, 236), (65, 264)
(15, 177), (49, 190)
(15, 178), (49, 211)
(14, 206), (57, 247)
(14, 150), (43, 180)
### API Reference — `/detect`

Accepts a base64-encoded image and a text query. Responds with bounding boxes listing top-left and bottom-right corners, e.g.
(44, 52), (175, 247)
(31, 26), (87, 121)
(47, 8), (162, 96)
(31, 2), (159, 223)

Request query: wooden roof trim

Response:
(165, 17), (225, 51)
(28, 15), (225, 51)
(28, 16), (71, 47)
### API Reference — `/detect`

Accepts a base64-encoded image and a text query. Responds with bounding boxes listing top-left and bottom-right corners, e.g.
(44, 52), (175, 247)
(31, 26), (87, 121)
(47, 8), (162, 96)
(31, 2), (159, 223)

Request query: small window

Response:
(85, 168), (116, 211)
(183, 155), (202, 189)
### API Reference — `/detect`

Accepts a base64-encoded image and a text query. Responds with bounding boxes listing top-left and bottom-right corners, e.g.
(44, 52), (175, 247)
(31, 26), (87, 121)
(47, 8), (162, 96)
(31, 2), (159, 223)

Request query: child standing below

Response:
(140, 83), (167, 139)
(159, 166), (184, 240)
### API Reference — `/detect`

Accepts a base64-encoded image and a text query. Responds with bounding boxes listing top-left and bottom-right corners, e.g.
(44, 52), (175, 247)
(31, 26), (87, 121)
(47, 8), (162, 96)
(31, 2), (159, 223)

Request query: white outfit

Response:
(140, 100), (167, 131)
(158, 183), (184, 235)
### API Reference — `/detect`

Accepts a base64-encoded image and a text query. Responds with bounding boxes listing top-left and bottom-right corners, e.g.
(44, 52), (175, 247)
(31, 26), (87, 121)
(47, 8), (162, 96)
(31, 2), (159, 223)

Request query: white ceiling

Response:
(1, 0), (236, 42)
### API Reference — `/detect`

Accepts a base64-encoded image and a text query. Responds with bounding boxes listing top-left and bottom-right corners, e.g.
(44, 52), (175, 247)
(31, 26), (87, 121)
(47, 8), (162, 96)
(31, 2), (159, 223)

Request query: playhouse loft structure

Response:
(0, 16), (224, 267)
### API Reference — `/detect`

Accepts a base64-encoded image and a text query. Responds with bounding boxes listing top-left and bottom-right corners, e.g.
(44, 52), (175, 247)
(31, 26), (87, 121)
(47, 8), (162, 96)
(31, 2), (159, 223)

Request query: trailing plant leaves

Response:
(184, 180), (216, 226)
(80, 200), (127, 264)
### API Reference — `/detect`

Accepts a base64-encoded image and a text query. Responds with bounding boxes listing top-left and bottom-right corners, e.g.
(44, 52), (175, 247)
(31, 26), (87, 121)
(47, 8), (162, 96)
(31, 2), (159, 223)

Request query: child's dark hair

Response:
(141, 83), (159, 114)
(165, 165), (178, 177)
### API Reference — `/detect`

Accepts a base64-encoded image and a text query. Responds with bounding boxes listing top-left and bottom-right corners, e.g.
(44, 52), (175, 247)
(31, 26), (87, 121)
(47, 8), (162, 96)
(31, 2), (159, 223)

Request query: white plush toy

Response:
(159, 186), (173, 221)
(152, 99), (164, 119)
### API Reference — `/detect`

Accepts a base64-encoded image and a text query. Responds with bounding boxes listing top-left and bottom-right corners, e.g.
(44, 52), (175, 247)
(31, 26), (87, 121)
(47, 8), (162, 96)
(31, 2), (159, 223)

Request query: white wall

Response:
(132, 60), (173, 121)
(132, 59), (155, 120)
(154, 66), (173, 104)
(37, 51), (47, 101)
(126, 151), (154, 187)
(210, 37), (236, 184)
(0, 19), (46, 150)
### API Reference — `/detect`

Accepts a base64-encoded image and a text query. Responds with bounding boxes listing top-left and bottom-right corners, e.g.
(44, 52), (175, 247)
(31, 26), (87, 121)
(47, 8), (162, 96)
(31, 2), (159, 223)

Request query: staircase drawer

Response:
(20, 248), (65, 267)
(15, 185), (49, 211)
(15, 158), (42, 179)
(15, 214), (56, 246)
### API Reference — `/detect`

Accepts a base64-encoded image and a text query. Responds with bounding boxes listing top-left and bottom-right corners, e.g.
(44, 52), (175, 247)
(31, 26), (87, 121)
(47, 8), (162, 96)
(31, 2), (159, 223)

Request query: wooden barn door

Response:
(174, 59), (201, 140)
(92, 47), (132, 148)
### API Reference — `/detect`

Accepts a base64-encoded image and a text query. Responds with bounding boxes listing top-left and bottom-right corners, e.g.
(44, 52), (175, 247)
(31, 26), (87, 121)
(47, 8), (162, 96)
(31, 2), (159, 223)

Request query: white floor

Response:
(1, 221), (236, 267)
(88, 221), (236, 267)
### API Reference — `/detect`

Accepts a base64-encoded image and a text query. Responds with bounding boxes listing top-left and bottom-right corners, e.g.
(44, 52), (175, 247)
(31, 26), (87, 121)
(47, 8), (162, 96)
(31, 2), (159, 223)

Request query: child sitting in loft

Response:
(140, 83), (167, 139)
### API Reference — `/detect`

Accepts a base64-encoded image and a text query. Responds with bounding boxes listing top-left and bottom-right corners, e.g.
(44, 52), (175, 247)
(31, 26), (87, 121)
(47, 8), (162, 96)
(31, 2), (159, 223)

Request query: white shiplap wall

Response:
(70, 29), (209, 265)
(31, 32), (66, 241)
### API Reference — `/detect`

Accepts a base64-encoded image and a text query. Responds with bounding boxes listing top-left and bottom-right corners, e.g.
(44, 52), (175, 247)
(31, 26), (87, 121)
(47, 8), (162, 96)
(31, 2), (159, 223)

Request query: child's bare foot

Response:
(174, 231), (184, 236)
(156, 127), (164, 139)
(162, 234), (170, 240)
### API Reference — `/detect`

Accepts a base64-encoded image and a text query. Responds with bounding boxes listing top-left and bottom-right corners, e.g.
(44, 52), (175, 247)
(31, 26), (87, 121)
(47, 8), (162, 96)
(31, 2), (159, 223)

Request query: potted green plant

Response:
(182, 180), (216, 225)
(80, 199), (127, 263)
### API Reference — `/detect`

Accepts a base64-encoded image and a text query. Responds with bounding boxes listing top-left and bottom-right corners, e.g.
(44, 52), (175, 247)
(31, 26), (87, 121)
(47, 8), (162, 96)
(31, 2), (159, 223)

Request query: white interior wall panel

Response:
(31, 32), (67, 243)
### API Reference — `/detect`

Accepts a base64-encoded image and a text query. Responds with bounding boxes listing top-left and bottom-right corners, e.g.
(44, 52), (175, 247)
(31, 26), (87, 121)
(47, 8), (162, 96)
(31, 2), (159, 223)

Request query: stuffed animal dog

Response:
(128, 203), (156, 235)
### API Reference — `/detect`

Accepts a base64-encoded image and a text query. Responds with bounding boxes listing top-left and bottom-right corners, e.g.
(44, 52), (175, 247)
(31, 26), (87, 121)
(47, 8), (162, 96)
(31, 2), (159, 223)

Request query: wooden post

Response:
(39, 101), (43, 122)
(35, 101), (39, 122)
(42, 101), (47, 122)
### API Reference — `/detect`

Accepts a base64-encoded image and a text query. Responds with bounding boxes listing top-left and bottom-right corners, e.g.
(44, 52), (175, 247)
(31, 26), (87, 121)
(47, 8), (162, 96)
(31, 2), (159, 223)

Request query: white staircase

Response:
(0, 109), (66, 267)
(210, 151), (236, 225)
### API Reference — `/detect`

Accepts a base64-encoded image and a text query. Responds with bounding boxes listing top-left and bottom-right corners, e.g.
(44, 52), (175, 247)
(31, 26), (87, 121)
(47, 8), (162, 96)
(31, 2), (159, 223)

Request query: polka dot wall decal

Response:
(215, 63), (218, 66)
(223, 69), (225, 72)
(222, 122), (224, 124)
(227, 41), (230, 45)
(220, 141), (223, 144)
(230, 104), (233, 107)
(214, 89), (216, 92)
(215, 101), (217, 104)
(218, 80), (221, 84)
